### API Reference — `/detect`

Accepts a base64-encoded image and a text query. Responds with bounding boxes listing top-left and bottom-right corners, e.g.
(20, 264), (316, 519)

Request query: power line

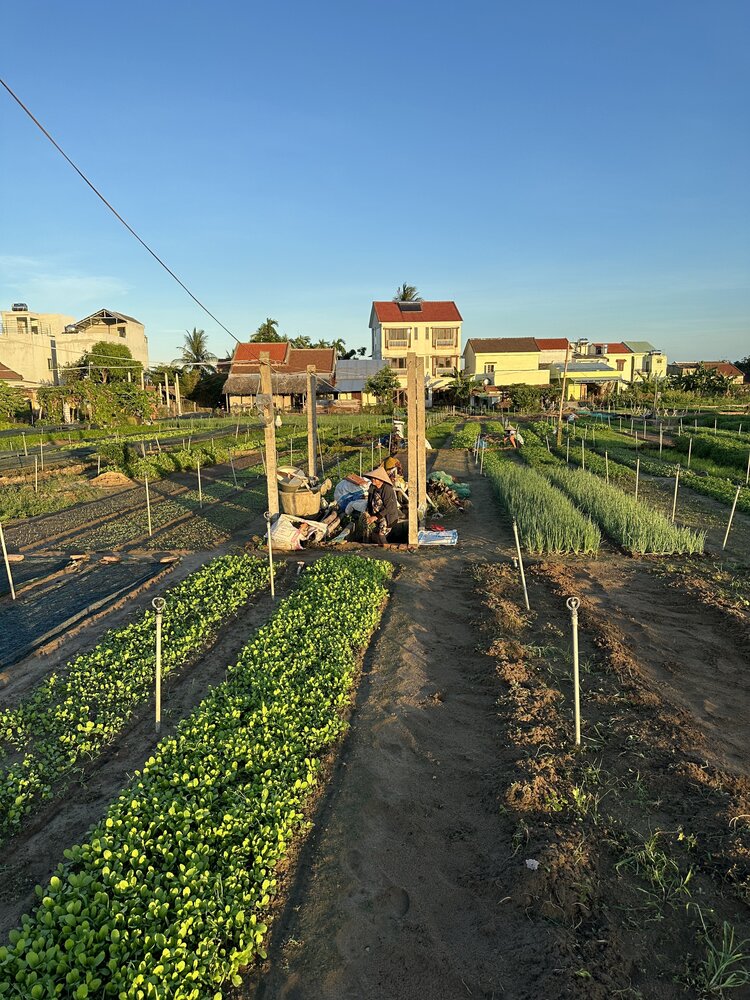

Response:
(0, 76), (241, 345)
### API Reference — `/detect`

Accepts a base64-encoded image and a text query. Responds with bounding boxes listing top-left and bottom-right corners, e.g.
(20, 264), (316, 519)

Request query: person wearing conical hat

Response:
(363, 464), (401, 546)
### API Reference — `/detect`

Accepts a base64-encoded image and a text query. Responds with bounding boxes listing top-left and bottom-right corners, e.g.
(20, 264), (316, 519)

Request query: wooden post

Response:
(175, 373), (183, 417)
(416, 357), (427, 509)
(164, 373), (170, 415)
(406, 353), (419, 546)
(687, 437), (693, 467)
(306, 366), (318, 479)
(671, 464), (681, 522)
(605, 451), (609, 485)
(261, 354), (279, 516)
(140, 368), (145, 391)
(197, 460), (203, 508)
(635, 458), (640, 500)
(34, 455), (39, 492)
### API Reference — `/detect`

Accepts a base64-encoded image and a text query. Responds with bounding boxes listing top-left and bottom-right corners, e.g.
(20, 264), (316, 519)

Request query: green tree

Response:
(364, 366), (401, 405)
(68, 341), (143, 384)
(443, 367), (479, 405)
(393, 283), (422, 302)
(735, 356), (750, 378)
(177, 328), (216, 371)
(251, 318), (284, 342)
(0, 383), (26, 420)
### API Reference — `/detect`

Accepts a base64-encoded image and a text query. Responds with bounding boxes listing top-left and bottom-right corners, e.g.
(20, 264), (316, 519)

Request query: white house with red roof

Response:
(369, 300), (462, 389)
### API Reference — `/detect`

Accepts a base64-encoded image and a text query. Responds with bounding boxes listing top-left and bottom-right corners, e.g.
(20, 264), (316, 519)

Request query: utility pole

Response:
(556, 340), (571, 446)
(406, 353), (419, 546)
(306, 365), (318, 479)
(260, 353), (279, 515)
(416, 357), (427, 508)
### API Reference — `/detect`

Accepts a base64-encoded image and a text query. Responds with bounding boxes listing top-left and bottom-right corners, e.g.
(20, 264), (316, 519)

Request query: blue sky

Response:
(2, 0), (748, 364)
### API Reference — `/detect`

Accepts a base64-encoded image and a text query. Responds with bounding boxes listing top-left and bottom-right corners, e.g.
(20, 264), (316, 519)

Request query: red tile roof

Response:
(705, 362), (743, 377)
(233, 342), (289, 365)
(284, 347), (336, 374)
(464, 337), (539, 354)
(0, 361), (22, 380)
(228, 344), (335, 378)
(591, 342), (631, 354)
(534, 338), (569, 350)
(372, 301), (462, 324)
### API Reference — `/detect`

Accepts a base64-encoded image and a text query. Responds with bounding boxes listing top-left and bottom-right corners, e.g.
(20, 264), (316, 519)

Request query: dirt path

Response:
(242, 447), (568, 1000)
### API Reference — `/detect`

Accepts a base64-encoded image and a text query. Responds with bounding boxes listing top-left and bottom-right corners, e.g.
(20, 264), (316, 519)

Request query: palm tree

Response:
(177, 328), (216, 372)
(251, 318), (284, 342)
(393, 283), (422, 302)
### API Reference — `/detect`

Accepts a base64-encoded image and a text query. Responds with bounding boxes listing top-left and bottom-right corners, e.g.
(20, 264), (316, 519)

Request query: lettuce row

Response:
(0, 554), (271, 842)
(0, 555), (392, 999)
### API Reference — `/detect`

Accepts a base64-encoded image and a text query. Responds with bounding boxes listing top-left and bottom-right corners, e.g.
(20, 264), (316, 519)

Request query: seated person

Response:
(363, 465), (401, 546)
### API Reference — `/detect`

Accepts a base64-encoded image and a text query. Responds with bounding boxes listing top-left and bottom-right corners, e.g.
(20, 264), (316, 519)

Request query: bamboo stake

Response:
(197, 460), (203, 508)
(635, 458), (640, 500)
(671, 464), (681, 522)
(567, 597), (581, 747)
(153, 597), (165, 733)
(145, 475), (153, 536)
(512, 519), (530, 611)
(687, 437), (693, 467)
(605, 451), (609, 485)
(722, 486), (741, 551)
(34, 455), (39, 493)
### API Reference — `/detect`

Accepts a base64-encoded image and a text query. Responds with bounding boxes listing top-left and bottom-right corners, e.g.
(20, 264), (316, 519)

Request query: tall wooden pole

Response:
(260, 354), (279, 516)
(164, 373), (170, 415)
(406, 353), (419, 546)
(416, 357), (427, 508)
(175, 373), (183, 417)
(306, 365), (318, 479)
(556, 340), (571, 446)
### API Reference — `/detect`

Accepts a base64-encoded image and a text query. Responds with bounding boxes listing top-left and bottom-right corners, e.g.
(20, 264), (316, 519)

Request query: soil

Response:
(4, 423), (750, 998)
(240, 430), (750, 1000)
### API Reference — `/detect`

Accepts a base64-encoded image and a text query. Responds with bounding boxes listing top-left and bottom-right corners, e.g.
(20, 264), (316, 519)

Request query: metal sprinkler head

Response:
(566, 597), (580, 614)
(152, 597), (166, 613)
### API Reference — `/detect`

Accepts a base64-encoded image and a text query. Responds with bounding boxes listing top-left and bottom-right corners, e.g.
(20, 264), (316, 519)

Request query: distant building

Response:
(369, 300), (462, 390)
(0, 305), (149, 386)
(463, 336), (669, 402)
(667, 360), (745, 385)
(332, 357), (383, 408)
(463, 338), (550, 388)
(223, 342), (336, 411)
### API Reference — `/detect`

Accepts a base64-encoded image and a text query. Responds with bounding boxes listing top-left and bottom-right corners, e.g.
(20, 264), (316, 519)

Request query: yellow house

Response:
(463, 337), (550, 386)
(370, 300), (462, 390)
(585, 341), (667, 382)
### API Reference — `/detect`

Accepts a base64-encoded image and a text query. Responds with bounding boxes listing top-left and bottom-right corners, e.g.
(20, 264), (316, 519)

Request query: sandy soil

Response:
(242, 447), (568, 1000)
(241, 432), (750, 1000)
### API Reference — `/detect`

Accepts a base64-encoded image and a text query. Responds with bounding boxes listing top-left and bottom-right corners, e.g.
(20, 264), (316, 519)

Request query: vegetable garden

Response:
(1, 413), (749, 998)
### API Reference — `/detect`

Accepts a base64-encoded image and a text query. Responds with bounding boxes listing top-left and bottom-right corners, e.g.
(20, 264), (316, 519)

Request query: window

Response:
(616, 360), (625, 371)
(118, 327), (126, 338)
(431, 327), (457, 349)
(16, 317), (28, 332)
(388, 357), (407, 370)
(595, 346), (604, 356)
(484, 363), (495, 374)
(384, 327), (411, 349)
(47, 358), (54, 369)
